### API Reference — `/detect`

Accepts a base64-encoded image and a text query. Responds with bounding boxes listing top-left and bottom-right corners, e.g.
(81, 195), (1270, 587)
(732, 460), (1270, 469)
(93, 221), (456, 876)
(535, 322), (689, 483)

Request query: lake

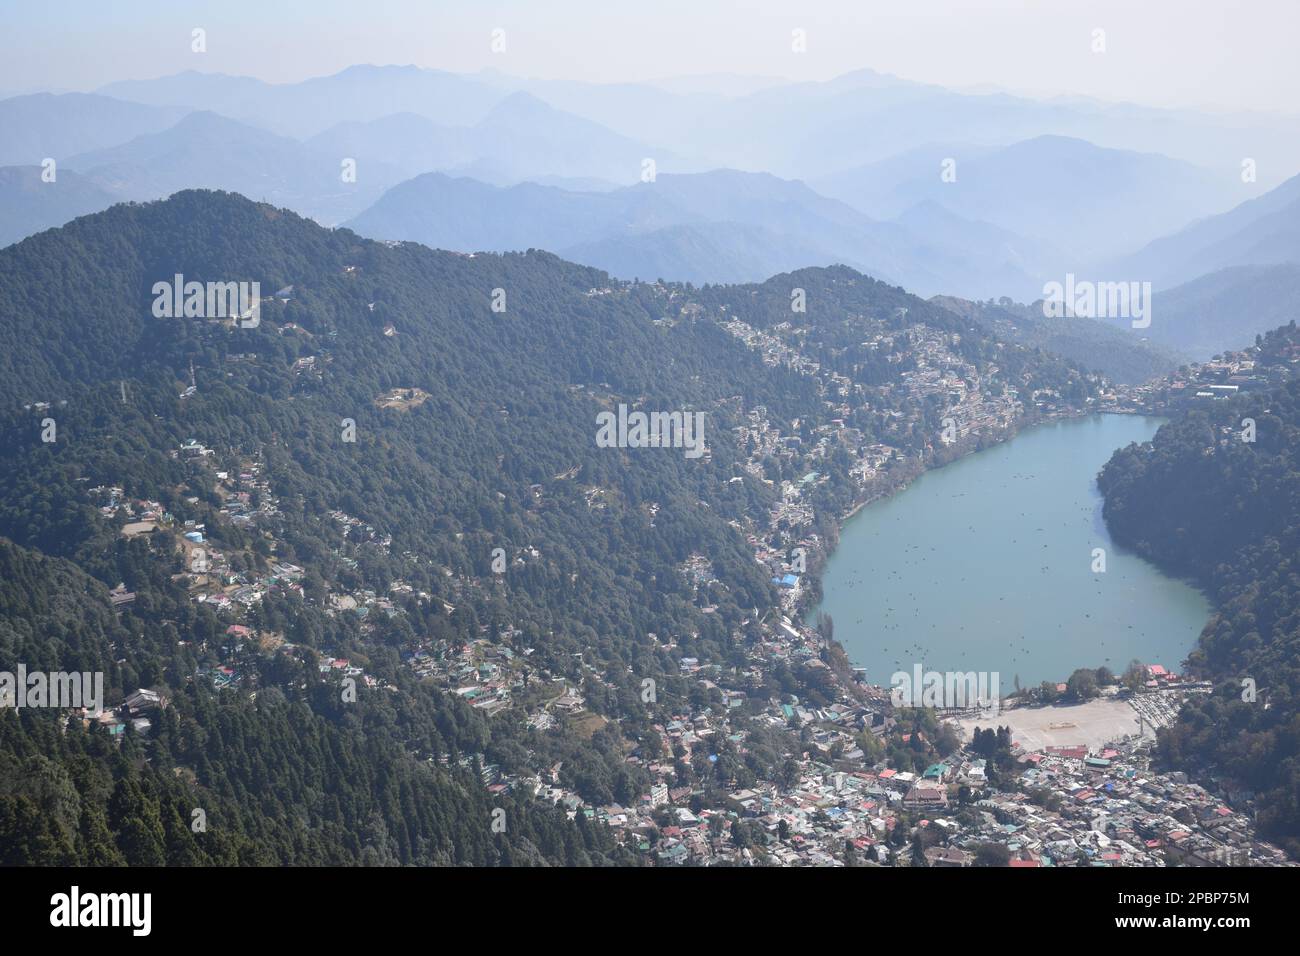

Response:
(811, 414), (1211, 693)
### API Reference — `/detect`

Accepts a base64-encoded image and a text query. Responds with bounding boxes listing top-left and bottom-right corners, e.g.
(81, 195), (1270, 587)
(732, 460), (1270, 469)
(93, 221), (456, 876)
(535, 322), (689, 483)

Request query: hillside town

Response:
(1104, 325), (1300, 414)
(51, 293), (1293, 868)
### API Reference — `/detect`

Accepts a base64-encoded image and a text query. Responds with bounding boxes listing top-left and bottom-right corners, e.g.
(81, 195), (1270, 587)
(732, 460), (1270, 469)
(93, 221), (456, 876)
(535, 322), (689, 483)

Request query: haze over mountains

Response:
(0, 92), (187, 165)
(1085, 171), (1300, 355)
(6, 0), (1300, 878)
(667, 68), (1300, 183)
(3, 62), (1299, 356)
(1124, 263), (1300, 358)
(0, 185), (1105, 867)
(0, 165), (117, 248)
(64, 111), (407, 223)
(307, 91), (681, 185)
(98, 64), (505, 135)
(1107, 171), (1300, 290)
(816, 135), (1241, 261)
(343, 169), (1056, 297)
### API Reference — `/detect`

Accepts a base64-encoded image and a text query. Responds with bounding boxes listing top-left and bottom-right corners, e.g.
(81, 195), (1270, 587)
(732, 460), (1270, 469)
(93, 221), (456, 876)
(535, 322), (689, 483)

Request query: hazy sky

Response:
(3, 0), (1297, 113)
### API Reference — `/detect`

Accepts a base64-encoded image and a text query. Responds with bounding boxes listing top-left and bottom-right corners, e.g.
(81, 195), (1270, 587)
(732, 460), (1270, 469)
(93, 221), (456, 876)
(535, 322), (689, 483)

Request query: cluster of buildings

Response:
(983, 736), (1292, 867)
(90, 485), (168, 538)
(429, 639), (526, 717)
(76, 288), (1296, 867)
(80, 687), (166, 743)
(1107, 337), (1297, 414)
(477, 668), (1291, 867)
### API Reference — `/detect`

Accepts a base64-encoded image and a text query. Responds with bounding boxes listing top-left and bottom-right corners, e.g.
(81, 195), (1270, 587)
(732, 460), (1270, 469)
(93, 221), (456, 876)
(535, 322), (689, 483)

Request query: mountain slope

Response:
(561, 220), (846, 285)
(305, 112), (473, 178)
(0, 190), (1098, 865)
(98, 65), (505, 137)
(0, 165), (120, 248)
(1099, 333), (1300, 856)
(894, 200), (1066, 294)
(90, 65), (1300, 191)
(0, 93), (187, 166)
(931, 294), (1183, 384)
(1141, 263), (1300, 358)
(344, 172), (652, 251)
(467, 92), (677, 184)
(821, 135), (1238, 261)
(1106, 173), (1300, 290)
(346, 169), (1052, 299)
(64, 111), (405, 223)
(812, 142), (995, 217)
(0, 537), (604, 867)
(308, 94), (679, 186)
(683, 70), (1300, 189)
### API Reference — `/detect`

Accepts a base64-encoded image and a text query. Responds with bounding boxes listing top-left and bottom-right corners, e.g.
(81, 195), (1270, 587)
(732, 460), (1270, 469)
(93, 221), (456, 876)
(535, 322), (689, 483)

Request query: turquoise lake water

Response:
(811, 415), (1211, 692)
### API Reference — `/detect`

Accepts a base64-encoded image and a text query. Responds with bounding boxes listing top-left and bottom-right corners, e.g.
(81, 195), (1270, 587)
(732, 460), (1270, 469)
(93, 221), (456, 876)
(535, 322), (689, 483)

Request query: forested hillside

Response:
(1141, 263), (1300, 359)
(0, 539), (616, 865)
(0, 190), (1094, 865)
(1099, 323), (1300, 855)
(931, 294), (1182, 384)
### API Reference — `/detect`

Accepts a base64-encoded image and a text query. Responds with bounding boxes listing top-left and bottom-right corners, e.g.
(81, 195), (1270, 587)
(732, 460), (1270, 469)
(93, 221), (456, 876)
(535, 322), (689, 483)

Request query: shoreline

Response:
(793, 408), (1204, 698)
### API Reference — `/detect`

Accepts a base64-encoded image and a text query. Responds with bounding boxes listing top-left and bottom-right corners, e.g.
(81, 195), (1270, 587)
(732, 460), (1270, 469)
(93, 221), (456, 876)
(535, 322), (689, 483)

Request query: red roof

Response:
(1047, 746), (1087, 759)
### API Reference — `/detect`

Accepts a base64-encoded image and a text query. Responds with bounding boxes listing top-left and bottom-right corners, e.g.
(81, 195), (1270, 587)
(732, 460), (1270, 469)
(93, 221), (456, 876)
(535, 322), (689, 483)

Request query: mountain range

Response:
(816, 135), (1241, 261)
(0, 189), (1098, 863)
(2, 64), (1298, 346)
(1107, 172), (1300, 289)
(0, 92), (186, 166)
(306, 91), (682, 186)
(1082, 171), (1300, 356)
(343, 168), (1055, 298)
(87, 66), (1300, 191)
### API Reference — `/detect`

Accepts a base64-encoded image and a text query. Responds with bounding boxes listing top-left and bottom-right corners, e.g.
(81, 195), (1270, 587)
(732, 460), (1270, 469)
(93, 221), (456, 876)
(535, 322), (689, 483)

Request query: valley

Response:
(2, 7), (1299, 884)
(1, 189), (1294, 867)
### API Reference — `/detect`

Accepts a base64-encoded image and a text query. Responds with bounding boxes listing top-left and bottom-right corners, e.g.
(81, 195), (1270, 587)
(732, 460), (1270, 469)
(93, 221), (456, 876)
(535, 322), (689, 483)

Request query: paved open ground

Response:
(955, 697), (1151, 752)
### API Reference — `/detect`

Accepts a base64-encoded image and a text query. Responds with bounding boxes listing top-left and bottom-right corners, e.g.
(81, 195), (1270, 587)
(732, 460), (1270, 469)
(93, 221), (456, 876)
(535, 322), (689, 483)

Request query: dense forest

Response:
(0, 191), (1095, 865)
(1099, 323), (1300, 856)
